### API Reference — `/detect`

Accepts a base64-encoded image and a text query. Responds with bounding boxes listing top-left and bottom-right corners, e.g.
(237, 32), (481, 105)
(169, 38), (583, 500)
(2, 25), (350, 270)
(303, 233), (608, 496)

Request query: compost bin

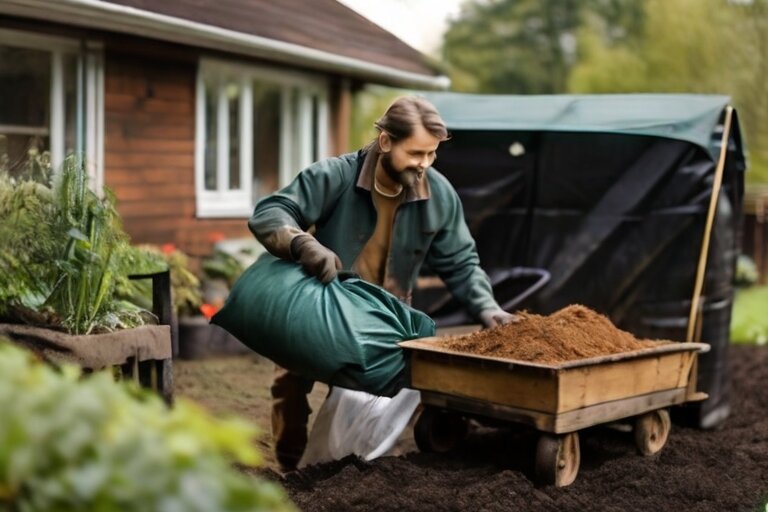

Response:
(414, 93), (746, 429)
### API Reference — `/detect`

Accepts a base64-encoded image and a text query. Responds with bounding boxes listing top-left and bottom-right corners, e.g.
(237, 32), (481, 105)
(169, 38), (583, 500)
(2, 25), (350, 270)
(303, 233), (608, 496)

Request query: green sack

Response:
(211, 254), (435, 396)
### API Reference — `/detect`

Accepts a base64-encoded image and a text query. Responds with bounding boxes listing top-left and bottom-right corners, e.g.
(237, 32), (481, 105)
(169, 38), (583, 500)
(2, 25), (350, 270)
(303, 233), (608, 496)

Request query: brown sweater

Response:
(352, 180), (403, 286)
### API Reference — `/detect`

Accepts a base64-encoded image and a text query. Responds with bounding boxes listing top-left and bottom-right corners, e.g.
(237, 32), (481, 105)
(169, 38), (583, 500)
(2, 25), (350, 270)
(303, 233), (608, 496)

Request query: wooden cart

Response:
(399, 337), (709, 487)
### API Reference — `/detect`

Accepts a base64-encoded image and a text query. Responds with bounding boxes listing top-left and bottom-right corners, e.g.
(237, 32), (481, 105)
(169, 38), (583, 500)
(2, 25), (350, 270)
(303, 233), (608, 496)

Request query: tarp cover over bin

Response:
(417, 93), (746, 429)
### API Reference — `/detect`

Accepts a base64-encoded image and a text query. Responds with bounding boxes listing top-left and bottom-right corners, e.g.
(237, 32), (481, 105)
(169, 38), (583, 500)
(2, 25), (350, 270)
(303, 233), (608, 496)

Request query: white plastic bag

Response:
(299, 387), (421, 467)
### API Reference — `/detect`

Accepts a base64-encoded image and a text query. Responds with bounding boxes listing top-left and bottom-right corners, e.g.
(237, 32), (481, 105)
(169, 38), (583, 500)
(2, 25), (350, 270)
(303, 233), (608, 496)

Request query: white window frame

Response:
(195, 58), (330, 218)
(0, 28), (104, 190)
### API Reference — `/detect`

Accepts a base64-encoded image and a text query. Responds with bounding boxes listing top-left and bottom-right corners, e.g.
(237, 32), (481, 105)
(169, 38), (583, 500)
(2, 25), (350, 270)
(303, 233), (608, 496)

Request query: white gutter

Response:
(0, 0), (451, 90)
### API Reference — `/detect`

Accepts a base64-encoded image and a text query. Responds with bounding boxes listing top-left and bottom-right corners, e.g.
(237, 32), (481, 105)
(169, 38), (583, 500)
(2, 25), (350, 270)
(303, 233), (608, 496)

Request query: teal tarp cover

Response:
(211, 254), (436, 396)
(424, 93), (734, 158)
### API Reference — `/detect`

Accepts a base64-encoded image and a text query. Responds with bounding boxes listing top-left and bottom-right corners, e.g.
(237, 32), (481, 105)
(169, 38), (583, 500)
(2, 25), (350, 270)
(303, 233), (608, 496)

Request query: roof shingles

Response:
(102, 0), (439, 76)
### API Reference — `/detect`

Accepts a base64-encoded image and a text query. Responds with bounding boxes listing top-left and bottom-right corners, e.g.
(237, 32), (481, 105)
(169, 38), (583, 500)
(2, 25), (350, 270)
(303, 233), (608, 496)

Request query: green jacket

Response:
(248, 150), (499, 319)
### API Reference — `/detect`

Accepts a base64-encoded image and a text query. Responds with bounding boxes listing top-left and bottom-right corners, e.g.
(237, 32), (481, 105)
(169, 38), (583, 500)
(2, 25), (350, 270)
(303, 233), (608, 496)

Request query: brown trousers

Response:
(271, 365), (315, 469)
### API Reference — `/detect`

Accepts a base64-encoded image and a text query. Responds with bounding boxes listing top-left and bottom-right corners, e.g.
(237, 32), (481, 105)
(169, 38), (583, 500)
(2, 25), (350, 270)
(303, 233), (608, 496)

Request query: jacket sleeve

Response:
(425, 187), (500, 319)
(248, 158), (348, 259)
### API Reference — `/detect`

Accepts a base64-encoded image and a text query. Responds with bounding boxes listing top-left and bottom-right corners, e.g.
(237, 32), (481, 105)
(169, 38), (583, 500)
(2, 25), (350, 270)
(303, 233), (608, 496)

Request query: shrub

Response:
(0, 158), (161, 334)
(0, 340), (294, 511)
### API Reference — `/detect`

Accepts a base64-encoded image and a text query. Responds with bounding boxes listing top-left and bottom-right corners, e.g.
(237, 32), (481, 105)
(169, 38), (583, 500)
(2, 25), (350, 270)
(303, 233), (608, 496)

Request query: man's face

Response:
(380, 124), (441, 189)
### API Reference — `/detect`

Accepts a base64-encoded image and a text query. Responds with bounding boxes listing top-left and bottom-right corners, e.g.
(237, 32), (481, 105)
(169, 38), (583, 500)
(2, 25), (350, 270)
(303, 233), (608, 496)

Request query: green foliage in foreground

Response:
(0, 341), (294, 512)
(0, 158), (165, 334)
(731, 285), (768, 345)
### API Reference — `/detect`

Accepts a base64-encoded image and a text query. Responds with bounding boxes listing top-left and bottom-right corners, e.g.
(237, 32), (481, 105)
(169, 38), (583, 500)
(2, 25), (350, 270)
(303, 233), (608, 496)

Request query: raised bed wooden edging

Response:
(0, 323), (173, 404)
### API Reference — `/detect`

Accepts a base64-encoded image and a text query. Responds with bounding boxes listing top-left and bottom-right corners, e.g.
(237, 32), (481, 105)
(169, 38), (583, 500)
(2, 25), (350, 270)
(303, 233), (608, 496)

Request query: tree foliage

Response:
(442, 0), (642, 93)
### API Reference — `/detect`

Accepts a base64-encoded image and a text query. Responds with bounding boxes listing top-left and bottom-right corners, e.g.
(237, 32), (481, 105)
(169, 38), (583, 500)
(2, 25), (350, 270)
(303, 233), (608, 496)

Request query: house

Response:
(0, 0), (448, 256)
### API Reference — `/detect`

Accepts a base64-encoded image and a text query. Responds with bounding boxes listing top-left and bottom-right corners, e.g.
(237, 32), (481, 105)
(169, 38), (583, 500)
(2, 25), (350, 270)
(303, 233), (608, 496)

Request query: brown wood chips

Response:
(437, 305), (667, 364)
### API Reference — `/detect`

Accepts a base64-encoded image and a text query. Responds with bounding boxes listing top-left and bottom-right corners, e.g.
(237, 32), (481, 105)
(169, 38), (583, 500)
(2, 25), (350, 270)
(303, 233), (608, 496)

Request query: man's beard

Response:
(381, 152), (422, 189)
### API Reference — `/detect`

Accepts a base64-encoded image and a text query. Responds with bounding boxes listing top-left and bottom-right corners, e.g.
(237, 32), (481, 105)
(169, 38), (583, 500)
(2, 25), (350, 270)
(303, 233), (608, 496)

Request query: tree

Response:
(441, 0), (642, 94)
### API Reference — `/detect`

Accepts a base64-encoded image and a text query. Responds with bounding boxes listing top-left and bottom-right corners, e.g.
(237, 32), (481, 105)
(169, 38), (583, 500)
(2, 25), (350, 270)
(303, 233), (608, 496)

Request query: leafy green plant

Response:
(0, 172), (57, 319)
(0, 340), (294, 511)
(112, 245), (170, 312)
(202, 248), (246, 289)
(162, 246), (204, 317)
(118, 244), (204, 318)
(0, 157), (158, 334)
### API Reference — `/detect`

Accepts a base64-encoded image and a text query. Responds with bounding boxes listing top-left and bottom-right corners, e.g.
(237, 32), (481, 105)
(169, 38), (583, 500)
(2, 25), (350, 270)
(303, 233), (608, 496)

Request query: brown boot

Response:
(271, 366), (314, 471)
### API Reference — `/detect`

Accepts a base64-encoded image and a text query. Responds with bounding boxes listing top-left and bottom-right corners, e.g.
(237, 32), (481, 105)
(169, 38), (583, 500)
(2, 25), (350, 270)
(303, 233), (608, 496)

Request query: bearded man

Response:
(248, 96), (516, 471)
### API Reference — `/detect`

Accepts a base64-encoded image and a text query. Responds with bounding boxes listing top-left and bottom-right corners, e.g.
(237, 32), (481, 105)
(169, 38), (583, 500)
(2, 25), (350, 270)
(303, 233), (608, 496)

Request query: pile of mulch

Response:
(264, 345), (768, 511)
(438, 305), (664, 364)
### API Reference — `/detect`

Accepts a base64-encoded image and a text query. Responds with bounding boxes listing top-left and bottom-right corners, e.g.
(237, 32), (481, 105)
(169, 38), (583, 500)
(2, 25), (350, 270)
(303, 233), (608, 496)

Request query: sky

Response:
(335, 0), (465, 56)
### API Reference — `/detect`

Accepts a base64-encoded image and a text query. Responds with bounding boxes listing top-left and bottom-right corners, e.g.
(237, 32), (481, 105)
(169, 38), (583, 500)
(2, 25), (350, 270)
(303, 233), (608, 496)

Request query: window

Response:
(195, 59), (329, 218)
(0, 29), (103, 187)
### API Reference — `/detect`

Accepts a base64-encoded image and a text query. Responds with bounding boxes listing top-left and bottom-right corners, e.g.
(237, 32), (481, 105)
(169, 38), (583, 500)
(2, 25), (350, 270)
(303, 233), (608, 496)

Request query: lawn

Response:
(731, 285), (768, 345)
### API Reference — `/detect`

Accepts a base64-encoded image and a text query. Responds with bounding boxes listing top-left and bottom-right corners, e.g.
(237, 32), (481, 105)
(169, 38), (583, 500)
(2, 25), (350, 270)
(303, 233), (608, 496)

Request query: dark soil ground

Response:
(176, 345), (768, 512)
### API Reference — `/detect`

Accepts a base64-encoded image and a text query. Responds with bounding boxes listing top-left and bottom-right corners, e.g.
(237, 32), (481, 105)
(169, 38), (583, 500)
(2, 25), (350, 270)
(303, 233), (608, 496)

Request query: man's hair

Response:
(372, 96), (450, 145)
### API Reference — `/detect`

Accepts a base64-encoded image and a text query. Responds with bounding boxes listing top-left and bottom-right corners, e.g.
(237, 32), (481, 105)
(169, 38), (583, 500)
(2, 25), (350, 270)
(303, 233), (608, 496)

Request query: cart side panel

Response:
(410, 352), (560, 413)
(552, 388), (689, 433)
(558, 351), (697, 413)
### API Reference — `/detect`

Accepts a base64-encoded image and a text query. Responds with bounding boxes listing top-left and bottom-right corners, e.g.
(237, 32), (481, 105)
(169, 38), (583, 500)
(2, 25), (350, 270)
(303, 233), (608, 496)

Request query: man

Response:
(249, 96), (516, 470)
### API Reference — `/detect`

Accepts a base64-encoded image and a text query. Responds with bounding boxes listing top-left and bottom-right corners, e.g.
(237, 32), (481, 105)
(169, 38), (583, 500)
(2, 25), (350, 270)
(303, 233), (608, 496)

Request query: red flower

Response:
(200, 303), (220, 320)
(161, 243), (176, 255)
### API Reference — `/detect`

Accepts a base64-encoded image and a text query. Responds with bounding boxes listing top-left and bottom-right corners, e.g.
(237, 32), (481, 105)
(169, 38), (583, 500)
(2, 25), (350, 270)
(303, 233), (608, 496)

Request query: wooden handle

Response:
(686, 106), (734, 343)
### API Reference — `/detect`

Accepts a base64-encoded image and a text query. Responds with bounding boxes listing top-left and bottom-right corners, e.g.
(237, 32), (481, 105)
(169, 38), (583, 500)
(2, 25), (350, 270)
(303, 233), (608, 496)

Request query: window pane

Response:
(0, 45), (51, 176)
(252, 82), (282, 199)
(204, 82), (217, 190)
(227, 83), (240, 190)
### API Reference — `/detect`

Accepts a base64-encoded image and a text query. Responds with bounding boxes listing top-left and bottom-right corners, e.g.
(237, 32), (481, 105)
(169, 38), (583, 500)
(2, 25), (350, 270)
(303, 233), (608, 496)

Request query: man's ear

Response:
(378, 131), (392, 152)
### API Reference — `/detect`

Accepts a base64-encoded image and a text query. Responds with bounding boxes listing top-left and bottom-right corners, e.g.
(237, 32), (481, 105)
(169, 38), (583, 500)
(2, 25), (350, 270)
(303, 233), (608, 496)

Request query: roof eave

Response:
(0, 0), (451, 90)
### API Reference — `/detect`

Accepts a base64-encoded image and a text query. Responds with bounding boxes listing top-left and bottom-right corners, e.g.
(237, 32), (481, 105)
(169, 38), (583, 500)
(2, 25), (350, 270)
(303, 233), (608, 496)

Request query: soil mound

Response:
(438, 305), (663, 364)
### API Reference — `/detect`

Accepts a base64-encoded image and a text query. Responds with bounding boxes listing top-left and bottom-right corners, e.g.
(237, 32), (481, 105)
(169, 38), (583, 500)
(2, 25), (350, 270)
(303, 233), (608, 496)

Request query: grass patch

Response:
(731, 285), (768, 345)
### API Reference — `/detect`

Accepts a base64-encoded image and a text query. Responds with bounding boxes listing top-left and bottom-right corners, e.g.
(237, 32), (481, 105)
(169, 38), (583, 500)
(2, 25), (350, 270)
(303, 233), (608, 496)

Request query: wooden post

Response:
(330, 78), (352, 156)
(686, 106), (734, 343)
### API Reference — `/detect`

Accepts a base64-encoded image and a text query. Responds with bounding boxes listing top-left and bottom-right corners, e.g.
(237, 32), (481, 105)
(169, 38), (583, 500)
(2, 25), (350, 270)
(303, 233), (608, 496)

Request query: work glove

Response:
(290, 234), (342, 284)
(478, 308), (520, 329)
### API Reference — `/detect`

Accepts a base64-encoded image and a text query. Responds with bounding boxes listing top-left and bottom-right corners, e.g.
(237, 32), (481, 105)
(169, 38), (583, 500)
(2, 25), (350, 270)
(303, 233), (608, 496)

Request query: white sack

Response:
(299, 387), (421, 467)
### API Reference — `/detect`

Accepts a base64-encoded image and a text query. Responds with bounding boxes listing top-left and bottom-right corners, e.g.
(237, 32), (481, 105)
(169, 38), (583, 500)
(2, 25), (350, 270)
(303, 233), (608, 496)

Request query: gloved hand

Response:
(478, 308), (520, 329)
(290, 234), (342, 284)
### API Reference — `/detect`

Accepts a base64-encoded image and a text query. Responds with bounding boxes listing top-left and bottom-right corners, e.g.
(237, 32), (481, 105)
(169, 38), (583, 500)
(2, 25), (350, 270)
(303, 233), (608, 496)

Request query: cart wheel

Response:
(634, 409), (671, 456)
(535, 432), (580, 487)
(413, 406), (468, 453)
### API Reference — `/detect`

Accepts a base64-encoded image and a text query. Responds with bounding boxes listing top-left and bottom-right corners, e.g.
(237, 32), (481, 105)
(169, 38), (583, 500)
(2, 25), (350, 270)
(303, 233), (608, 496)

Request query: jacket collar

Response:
(355, 147), (431, 203)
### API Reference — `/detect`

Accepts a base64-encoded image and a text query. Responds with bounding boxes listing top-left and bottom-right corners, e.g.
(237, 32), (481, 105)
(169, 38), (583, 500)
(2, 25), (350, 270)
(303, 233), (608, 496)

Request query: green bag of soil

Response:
(211, 254), (435, 396)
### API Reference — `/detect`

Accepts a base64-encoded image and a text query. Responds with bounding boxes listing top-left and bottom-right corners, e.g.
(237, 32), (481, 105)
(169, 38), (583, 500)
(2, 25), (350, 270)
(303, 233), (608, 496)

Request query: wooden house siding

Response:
(104, 50), (251, 257)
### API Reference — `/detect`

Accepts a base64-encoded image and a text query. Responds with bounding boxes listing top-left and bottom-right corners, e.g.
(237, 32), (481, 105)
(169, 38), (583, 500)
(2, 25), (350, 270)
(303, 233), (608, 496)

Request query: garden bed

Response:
(176, 345), (768, 511)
